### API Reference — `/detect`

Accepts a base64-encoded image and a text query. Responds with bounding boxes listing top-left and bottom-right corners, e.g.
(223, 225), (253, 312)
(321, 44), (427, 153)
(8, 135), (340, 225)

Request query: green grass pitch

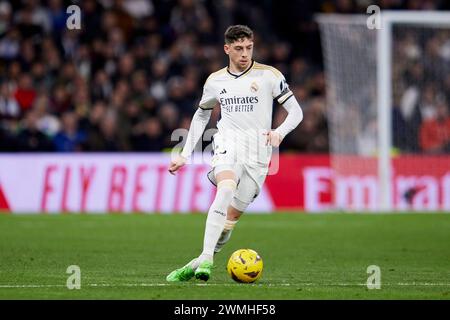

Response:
(0, 213), (449, 299)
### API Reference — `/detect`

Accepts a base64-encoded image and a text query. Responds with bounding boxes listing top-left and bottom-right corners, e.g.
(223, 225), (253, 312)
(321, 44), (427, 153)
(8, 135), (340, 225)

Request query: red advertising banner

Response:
(265, 154), (332, 211)
(0, 154), (448, 213)
(265, 154), (449, 212)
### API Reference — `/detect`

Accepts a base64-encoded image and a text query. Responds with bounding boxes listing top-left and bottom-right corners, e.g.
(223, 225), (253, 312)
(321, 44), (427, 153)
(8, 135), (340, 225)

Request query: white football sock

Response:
(198, 179), (237, 264)
(214, 219), (237, 253)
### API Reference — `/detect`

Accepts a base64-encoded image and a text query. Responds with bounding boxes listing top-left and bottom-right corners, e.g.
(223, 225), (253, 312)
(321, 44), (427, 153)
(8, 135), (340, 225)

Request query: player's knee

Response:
(230, 197), (250, 213)
(215, 169), (237, 183)
(217, 179), (237, 192)
(215, 179), (237, 204)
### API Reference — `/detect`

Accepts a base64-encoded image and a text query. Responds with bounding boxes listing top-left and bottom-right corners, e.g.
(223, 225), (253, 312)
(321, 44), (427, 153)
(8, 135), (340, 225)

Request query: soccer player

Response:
(166, 25), (303, 281)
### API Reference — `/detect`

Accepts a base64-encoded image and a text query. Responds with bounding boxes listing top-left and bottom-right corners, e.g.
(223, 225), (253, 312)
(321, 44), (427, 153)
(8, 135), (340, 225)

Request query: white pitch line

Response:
(0, 284), (66, 288)
(1, 282), (450, 288)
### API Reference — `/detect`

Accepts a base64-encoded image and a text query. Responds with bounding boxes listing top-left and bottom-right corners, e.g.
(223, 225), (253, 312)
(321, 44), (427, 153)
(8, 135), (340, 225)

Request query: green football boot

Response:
(166, 259), (196, 282)
(195, 260), (214, 281)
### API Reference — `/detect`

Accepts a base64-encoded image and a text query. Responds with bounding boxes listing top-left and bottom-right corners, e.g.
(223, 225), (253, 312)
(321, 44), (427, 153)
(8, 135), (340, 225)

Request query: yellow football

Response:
(227, 249), (263, 283)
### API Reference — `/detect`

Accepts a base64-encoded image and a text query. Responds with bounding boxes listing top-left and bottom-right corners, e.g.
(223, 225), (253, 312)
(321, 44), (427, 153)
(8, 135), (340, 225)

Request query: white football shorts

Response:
(207, 132), (269, 212)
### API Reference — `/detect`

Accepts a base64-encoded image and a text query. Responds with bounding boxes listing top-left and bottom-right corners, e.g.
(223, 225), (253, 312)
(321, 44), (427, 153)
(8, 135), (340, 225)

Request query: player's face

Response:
(224, 37), (254, 71)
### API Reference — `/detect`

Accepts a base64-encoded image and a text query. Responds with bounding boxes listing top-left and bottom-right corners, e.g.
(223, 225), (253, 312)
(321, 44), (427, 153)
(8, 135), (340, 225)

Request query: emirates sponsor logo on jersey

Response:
(219, 96), (259, 105)
(219, 95), (259, 112)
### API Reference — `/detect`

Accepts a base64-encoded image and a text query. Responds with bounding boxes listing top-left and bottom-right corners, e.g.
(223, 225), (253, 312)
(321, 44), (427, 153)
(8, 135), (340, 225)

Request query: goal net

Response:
(317, 11), (450, 212)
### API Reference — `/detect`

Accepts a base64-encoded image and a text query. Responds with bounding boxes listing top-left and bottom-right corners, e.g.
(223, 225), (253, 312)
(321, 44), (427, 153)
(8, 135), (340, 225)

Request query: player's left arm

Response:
(268, 74), (303, 147)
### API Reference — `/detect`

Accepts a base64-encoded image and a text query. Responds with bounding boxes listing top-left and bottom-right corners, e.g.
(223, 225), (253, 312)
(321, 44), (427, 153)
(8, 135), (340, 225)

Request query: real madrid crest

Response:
(250, 82), (259, 93)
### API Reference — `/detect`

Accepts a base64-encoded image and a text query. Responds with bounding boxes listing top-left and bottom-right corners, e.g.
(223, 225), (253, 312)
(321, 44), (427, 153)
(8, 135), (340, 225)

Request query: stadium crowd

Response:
(0, 0), (449, 153)
(392, 26), (450, 154)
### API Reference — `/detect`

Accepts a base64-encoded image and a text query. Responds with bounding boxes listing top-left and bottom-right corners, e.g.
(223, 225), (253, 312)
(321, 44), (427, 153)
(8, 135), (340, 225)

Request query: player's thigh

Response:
(216, 169), (236, 184)
(214, 163), (244, 184)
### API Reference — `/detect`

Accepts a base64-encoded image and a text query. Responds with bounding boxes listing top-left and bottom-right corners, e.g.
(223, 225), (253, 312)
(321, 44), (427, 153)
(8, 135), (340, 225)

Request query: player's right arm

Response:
(168, 79), (217, 175)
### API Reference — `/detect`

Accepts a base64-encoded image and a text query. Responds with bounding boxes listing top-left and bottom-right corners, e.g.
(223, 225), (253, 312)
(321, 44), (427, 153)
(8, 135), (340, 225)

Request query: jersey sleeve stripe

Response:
(274, 87), (290, 100)
(278, 92), (294, 105)
(276, 88), (293, 103)
(253, 64), (282, 77)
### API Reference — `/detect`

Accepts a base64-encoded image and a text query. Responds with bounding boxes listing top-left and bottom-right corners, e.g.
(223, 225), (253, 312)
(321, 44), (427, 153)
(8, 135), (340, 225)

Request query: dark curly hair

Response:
(224, 25), (254, 44)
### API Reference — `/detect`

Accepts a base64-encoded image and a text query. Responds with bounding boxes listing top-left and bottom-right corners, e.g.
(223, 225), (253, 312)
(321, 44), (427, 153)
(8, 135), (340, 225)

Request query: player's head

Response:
(224, 25), (254, 71)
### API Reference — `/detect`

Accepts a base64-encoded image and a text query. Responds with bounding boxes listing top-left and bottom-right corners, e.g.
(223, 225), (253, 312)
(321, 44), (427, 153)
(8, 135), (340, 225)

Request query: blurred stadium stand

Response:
(0, 0), (449, 153)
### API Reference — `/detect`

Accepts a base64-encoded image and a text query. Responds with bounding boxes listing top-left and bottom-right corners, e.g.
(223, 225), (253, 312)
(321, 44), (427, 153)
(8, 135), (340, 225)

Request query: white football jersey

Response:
(199, 60), (293, 166)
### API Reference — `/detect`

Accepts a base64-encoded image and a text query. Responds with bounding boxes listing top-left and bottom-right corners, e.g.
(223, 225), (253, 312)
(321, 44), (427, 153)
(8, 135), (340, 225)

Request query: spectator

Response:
(52, 111), (86, 152)
(0, 123), (19, 151)
(158, 102), (181, 149)
(15, 6), (43, 39)
(87, 110), (122, 151)
(13, 74), (36, 113)
(170, 0), (209, 36)
(16, 109), (53, 152)
(277, 98), (329, 153)
(0, 82), (20, 119)
(419, 102), (450, 153)
(121, 0), (154, 20)
(0, 1), (12, 35)
(117, 100), (142, 146)
(132, 117), (164, 151)
(49, 84), (71, 114)
(34, 94), (60, 137)
(48, 0), (67, 35)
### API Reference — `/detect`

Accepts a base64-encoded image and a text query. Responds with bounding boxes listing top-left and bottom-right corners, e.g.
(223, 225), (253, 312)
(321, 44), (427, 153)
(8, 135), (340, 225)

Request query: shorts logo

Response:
(250, 82), (259, 93)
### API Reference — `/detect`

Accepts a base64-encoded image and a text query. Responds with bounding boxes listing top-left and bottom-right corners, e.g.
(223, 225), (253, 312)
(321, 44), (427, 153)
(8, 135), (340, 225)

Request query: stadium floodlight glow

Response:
(317, 11), (450, 212)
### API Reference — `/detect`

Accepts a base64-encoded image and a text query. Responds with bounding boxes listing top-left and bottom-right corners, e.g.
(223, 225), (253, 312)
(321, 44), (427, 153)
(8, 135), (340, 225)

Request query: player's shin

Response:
(214, 220), (237, 253)
(199, 179), (237, 263)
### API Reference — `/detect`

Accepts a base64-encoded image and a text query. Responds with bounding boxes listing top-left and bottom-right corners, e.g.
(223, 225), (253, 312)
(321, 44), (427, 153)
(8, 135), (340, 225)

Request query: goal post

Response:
(378, 13), (392, 212)
(317, 11), (450, 212)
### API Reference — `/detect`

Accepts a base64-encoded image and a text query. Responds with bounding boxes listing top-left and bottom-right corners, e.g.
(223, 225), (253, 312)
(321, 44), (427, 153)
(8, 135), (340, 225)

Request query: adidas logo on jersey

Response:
(220, 88), (227, 94)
